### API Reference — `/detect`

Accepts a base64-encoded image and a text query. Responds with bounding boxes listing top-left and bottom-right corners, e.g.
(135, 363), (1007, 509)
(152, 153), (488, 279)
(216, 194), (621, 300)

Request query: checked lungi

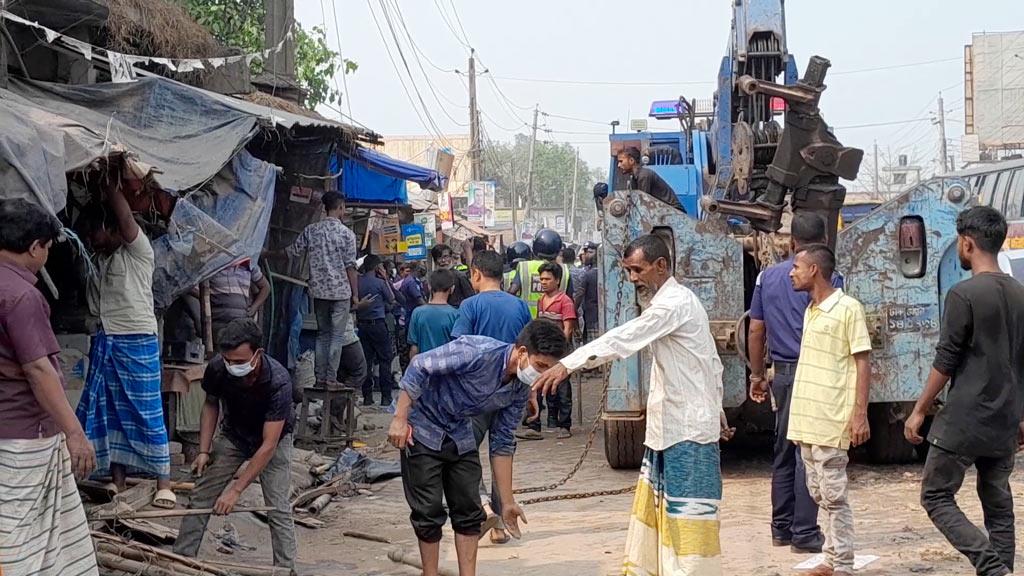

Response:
(623, 441), (722, 576)
(76, 331), (170, 478)
(0, 434), (98, 576)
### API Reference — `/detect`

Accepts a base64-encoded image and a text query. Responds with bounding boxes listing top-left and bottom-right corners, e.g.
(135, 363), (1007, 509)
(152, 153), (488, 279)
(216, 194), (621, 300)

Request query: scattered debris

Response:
(213, 522), (256, 555)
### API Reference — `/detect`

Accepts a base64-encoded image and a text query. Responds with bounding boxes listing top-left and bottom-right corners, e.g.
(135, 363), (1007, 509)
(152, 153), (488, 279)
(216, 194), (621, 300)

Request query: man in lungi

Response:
(387, 319), (566, 576)
(77, 181), (174, 507)
(0, 199), (99, 576)
(534, 234), (726, 575)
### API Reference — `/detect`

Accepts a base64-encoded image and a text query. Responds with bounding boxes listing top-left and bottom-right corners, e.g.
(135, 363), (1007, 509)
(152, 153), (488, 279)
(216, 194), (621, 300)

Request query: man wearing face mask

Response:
(174, 319), (296, 570)
(388, 319), (568, 576)
(533, 234), (727, 575)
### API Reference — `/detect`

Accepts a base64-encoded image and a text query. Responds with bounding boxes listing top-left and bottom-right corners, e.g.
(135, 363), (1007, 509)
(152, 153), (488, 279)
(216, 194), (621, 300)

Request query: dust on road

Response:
(191, 377), (1020, 575)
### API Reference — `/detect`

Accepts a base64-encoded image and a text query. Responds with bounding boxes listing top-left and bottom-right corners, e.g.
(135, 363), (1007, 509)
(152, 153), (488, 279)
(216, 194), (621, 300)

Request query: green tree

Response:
(184, 0), (357, 109)
(482, 135), (606, 238)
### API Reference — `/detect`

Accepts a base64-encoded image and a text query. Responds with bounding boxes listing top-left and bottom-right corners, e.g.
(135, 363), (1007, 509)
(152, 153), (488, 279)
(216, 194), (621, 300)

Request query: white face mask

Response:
(226, 351), (259, 378)
(517, 356), (542, 386)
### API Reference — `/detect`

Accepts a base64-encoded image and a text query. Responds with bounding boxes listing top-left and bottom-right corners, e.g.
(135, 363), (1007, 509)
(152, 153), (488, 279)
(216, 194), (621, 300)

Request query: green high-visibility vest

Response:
(517, 259), (569, 318)
(502, 269), (516, 291)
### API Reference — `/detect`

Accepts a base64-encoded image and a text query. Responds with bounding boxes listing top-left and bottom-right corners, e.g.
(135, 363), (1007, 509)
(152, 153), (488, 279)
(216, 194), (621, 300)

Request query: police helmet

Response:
(506, 241), (532, 265)
(532, 228), (563, 260)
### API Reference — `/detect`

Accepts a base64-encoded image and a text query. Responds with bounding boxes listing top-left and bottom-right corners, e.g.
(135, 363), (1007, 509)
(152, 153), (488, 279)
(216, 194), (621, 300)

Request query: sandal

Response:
(478, 515), (501, 540)
(490, 529), (510, 545)
(152, 488), (177, 509)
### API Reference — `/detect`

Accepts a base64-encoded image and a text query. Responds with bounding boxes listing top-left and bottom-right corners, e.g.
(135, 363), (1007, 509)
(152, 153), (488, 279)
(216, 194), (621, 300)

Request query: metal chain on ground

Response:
(516, 193), (639, 505)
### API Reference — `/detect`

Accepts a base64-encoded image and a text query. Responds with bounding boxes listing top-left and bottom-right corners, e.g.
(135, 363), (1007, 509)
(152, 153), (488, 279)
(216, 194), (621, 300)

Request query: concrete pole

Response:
(524, 105), (539, 221)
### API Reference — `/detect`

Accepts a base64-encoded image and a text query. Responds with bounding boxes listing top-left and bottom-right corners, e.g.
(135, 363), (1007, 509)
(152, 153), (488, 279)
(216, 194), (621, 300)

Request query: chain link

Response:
(515, 193), (639, 506)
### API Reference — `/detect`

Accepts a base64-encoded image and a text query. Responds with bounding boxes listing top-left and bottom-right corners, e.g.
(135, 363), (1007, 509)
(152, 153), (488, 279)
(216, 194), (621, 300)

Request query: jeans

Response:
(545, 379), (572, 430)
(921, 444), (1015, 576)
(174, 434), (296, 568)
(770, 367), (822, 546)
(358, 320), (396, 404)
(314, 299), (349, 383)
(799, 443), (854, 574)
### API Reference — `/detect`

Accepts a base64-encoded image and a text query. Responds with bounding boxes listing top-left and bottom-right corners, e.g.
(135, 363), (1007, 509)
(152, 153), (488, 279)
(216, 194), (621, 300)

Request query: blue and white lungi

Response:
(76, 331), (170, 478)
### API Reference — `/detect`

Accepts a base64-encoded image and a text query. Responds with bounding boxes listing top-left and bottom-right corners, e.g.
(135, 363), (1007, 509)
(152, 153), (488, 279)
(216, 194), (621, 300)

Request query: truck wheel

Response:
(604, 418), (646, 469)
(865, 403), (917, 464)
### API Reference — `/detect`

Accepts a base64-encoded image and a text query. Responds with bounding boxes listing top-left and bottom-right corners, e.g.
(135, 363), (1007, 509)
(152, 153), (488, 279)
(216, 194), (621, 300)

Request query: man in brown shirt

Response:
(0, 198), (98, 575)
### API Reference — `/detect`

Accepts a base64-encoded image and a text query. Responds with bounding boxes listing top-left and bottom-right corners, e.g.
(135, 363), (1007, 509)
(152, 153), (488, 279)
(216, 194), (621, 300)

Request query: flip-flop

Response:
(489, 529), (510, 545)
(478, 515), (501, 540)
(152, 489), (177, 509)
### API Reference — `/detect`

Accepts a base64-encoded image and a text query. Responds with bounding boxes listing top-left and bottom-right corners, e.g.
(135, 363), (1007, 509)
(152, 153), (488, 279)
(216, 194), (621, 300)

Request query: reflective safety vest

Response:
(516, 259), (569, 318)
(454, 264), (469, 272)
(502, 269), (516, 291)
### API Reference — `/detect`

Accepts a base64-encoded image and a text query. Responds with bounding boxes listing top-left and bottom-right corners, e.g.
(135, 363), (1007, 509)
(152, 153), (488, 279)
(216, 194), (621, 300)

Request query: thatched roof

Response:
(103, 0), (228, 59)
(239, 90), (327, 122)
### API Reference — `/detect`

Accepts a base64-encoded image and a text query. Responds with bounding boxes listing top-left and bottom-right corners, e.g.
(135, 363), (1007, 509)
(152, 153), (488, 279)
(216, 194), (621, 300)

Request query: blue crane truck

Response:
(597, 0), (974, 467)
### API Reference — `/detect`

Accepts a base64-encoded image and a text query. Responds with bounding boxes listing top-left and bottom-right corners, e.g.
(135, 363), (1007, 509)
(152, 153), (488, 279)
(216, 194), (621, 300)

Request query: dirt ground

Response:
(175, 376), (1022, 575)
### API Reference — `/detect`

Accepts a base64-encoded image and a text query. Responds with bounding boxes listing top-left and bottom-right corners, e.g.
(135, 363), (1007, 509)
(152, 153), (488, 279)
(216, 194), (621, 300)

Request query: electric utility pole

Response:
(468, 49), (481, 181)
(936, 92), (949, 175)
(524, 105), (539, 220)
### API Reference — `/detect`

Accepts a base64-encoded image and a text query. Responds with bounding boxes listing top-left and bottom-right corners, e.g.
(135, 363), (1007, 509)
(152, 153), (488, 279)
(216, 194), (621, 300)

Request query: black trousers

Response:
(545, 379), (572, 430)
(358, 320), (395, 404)
(921, 444), (1015, 576)
(336, 340), (367, 389)
(770, 367), (822, 546)
(400, 437), (486, 543)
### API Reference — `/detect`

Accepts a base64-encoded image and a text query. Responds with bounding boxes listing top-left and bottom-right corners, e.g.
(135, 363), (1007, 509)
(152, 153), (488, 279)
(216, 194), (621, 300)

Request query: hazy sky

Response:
(296, 0), (1024, 190)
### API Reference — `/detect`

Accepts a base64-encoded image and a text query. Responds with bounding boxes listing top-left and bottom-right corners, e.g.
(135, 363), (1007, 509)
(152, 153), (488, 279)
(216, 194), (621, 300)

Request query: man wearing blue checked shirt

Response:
(388, 320), (568, 576)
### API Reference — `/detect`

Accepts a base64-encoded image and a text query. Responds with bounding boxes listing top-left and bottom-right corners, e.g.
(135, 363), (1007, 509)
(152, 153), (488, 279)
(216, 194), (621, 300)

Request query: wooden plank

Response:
(89, 506), (274, 521)
(112, 518), (179, 544)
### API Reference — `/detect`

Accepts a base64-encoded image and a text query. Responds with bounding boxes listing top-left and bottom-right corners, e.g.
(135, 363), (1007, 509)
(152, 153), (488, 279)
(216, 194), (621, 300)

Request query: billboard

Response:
(965, 32), (1024, 150)
(465, 181), (496, 227)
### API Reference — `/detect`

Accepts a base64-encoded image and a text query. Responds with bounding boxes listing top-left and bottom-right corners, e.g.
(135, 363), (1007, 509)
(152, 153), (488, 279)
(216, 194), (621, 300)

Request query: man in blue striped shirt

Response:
(388, 320), (568, 576)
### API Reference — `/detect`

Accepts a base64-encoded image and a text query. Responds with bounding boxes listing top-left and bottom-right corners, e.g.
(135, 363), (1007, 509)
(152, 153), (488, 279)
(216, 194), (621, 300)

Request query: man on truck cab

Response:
(616, 146), (685, 212)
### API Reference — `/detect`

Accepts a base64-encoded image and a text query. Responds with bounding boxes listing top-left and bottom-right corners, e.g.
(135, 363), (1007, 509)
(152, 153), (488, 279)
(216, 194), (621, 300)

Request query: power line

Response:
(364, 0), (448, 144)
(829, 56), (962, 77)
(834, 117), (932, 130)
(431, 0), (471, 50)
(327, 0), (353, 118)
(447, 0), (472, 47)
(542, 111), (610, 126)
(375, 0), (467, 143)
(381, 0), (468, 126)
(383, 0), (457, 73)
(486, 56), (966, 88)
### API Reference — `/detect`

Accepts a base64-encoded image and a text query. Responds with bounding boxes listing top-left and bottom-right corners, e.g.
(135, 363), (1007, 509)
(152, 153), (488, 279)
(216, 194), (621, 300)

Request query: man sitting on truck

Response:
(616, 146), (686, 212)
(533, 234), (726, 575)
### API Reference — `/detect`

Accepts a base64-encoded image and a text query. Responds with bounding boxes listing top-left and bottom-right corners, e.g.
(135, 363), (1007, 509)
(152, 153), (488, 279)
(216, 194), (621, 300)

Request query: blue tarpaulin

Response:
(338, 146), (445, 204)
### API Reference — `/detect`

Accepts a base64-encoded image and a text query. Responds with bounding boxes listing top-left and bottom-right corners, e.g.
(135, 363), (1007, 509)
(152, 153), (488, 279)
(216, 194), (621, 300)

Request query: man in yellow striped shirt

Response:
(787, 244), (872, 576)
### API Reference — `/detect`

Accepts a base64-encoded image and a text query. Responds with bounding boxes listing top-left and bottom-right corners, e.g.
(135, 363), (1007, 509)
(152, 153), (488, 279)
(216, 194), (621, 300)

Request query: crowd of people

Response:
(2, 188), (1022, 576)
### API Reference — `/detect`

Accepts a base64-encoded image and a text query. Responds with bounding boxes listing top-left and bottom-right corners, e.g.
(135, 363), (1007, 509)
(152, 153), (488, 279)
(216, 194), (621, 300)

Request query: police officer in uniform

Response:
(503, 242), (532, 291)
(508, 229), (571, 318)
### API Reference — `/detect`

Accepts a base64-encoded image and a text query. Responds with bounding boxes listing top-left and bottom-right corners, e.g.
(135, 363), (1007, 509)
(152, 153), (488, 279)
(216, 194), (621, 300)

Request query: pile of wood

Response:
(94, 532), (290, 576)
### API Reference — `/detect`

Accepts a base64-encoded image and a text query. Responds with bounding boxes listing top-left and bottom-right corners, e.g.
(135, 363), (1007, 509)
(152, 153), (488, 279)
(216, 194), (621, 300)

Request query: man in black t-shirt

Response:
(431, 244), (475, 307)
(905, 206), (1024, 576)
(174, 319), (297, 569)
(616, 146), (686, 213)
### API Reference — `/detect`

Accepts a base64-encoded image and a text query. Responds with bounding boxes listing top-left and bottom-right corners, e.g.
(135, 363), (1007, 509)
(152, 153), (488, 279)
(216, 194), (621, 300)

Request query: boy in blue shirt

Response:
(408, 269), (460, 359)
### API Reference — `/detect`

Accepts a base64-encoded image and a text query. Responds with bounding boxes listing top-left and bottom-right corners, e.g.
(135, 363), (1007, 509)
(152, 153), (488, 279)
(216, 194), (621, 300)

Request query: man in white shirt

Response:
(534, 234), (725, 576)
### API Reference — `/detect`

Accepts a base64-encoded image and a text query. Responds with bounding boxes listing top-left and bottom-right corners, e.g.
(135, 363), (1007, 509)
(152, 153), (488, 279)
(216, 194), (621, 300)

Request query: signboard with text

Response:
(402, 223), (426, 260)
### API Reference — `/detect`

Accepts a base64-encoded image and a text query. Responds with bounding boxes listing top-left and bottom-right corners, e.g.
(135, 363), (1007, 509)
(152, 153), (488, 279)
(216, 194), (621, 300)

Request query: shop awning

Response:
(353, 147), (446, 192)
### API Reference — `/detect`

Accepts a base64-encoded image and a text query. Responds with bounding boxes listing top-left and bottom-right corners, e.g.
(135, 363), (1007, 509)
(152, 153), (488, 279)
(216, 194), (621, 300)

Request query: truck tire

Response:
(604, 418), (646, 470)
(865, 403), (917, 464)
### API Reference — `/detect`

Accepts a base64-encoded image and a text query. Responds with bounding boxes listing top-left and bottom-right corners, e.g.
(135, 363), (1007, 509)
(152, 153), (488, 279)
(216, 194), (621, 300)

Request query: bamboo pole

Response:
(89, 506), (274, 521)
